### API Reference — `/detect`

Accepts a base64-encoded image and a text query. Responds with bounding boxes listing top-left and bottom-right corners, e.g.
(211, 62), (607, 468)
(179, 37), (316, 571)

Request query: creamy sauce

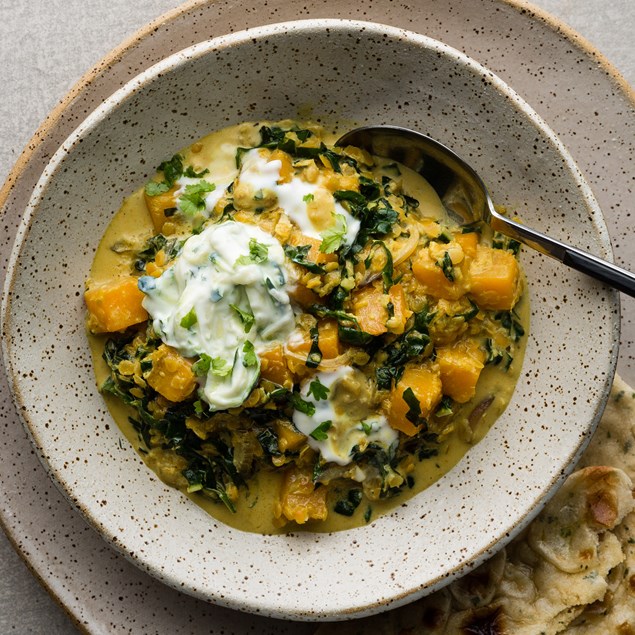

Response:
(87, 121), (529, 534)
(293, 367), (398, 466)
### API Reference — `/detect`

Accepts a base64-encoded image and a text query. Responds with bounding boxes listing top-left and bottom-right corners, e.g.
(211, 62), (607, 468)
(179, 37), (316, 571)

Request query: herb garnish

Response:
(310, 420), (332, 441)
(319, 213), (348, 254)
(180, 308), (198, 329)
(307, 377), (329, 401)
(236, 238), (269, 265)
(179, 180), (216, 215)
(242, 341), (258, 367)
(230, 304), (255, 333)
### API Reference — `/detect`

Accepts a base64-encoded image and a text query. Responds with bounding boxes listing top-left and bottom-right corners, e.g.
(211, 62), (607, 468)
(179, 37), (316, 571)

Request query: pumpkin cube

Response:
(388, 365), (443, 436)
(437, 339), (486, 403)
(277, 466), (328, 524)
(412, 244), (466, 300)
(468, 245), (521, 310)
(85, 277), (148, 333)
(259, 345), (293, 387)
(144, 185), (178, 232)
(144, 344), (197, 402)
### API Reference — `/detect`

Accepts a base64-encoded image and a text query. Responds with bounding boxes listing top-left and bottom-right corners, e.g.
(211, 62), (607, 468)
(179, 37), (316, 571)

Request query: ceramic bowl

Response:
(1, 19), (619, 620)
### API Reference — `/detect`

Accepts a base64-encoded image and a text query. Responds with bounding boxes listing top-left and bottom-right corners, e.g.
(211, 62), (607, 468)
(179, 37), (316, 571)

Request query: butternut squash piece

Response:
(468, 245), (521, 310)
(287, 281), (322, 309)
(286, 320), (341, 361)
(388, 366), (443, 436)
(387, 284), (413, 335)
(437, 339), (486, 403)
(287, 232), (338, 265)
(351, 283), (389, 336)
(259, 345), (293, 387)
(454, 231), (479, 259)
(144, 344), (197, 403)
(352, 282), (412, 336)
(274, 420), (306, 453)
(419, 218), (442, 239)
(270, 149), (294, 184)
(412, 246), (466, 301)
(85, 277), (148, 334)
(144, 186), (178, 232)
(278, 466), (328, 524)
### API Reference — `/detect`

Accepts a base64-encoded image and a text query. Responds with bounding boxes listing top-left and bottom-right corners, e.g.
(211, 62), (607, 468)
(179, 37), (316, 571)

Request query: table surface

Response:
(1, 0), (633, 632)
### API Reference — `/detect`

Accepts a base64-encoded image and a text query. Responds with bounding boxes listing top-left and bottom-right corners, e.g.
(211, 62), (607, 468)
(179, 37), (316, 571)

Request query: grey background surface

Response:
(0, 0), (633, 632)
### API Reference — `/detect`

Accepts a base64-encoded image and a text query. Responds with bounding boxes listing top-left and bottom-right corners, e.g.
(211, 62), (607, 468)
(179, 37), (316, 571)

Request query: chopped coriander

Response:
(236, 238), (269, 265)
(242, 341), (258, 367)
(209, 357), (232, 377)
(319, 213), (348, 254)
(360, 421), (373, 435)
(310, 420), (332, 441)
(290, 392), (316, 416)
(183, 165), (210, 178)
(308, 377), (329, 401)
(179, 180), (216, 215)
(192, 353), (212, 376)
(180, 307), (198, 329)
(303, 193), (315, 203)
(230, 304), (255, 333)
(145, 181), (171, 196)
(157, 154), (184, 185)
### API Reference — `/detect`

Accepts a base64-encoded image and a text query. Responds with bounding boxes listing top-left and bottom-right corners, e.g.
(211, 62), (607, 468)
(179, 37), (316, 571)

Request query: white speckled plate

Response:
(0, 1), (633, 633)
(0, 18), (620, 621)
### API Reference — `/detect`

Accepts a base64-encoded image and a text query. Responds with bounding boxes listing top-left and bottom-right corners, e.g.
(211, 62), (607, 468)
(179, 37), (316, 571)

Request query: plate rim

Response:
(0, 0), (633, 630)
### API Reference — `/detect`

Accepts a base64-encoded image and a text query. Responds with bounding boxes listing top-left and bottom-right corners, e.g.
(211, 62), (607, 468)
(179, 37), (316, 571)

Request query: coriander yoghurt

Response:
(139, 222), (295, 410)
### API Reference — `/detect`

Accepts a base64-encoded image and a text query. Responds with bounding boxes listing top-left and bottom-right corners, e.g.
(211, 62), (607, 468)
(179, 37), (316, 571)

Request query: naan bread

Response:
(315, 376), (635, 635)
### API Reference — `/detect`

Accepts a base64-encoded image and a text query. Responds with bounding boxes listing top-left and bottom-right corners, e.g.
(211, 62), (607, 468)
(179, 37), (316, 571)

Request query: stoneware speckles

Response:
(1, 19), (620, 620)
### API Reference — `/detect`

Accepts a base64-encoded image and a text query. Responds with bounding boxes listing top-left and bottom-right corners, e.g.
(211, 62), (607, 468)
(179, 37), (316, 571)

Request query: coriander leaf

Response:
(303, 193), (315, 203)
(248, 239), (268, 263)
(179, 180), (216, 215)
(144, 181), (171, 196)
(290, 392), (316, 416)
(157, 154), (184, 186)
(242, 341), (258, 367)
(183, 166), (210, 178)
(308, 377), (329, 401)
(236, 238), (269, 265)
(230, 304), (255, 333)
(319, 213), (348, 254)
(310, 420), (332, 441)
(192, 354), (212, 376)
(360, 421), (373, 435)
(210, 357), (232, 377)
(180, 308), (198, 329)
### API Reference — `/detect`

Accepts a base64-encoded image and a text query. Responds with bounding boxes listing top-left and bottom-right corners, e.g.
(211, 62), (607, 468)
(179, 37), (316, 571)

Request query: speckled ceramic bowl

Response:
(1, 19), (619, 620)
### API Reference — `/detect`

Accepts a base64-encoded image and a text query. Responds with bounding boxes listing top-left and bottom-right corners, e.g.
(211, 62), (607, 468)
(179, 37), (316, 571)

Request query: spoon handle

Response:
(491, 213), (635, 298)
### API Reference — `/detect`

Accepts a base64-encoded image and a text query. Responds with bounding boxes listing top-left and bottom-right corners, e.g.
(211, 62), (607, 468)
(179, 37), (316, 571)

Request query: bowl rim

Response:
(1, 17), (620, 620)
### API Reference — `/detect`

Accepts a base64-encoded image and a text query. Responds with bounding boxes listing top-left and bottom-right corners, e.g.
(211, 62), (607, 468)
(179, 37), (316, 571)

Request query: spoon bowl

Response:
(337, 125), (635, 297)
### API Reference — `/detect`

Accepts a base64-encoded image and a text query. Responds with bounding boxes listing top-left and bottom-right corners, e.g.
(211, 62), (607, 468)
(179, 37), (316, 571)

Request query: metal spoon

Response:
(336, 125), (635, 297)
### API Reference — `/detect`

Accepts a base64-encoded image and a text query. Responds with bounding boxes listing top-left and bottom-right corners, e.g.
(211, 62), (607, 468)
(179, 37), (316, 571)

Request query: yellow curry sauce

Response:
(85, 121), (528, 534)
